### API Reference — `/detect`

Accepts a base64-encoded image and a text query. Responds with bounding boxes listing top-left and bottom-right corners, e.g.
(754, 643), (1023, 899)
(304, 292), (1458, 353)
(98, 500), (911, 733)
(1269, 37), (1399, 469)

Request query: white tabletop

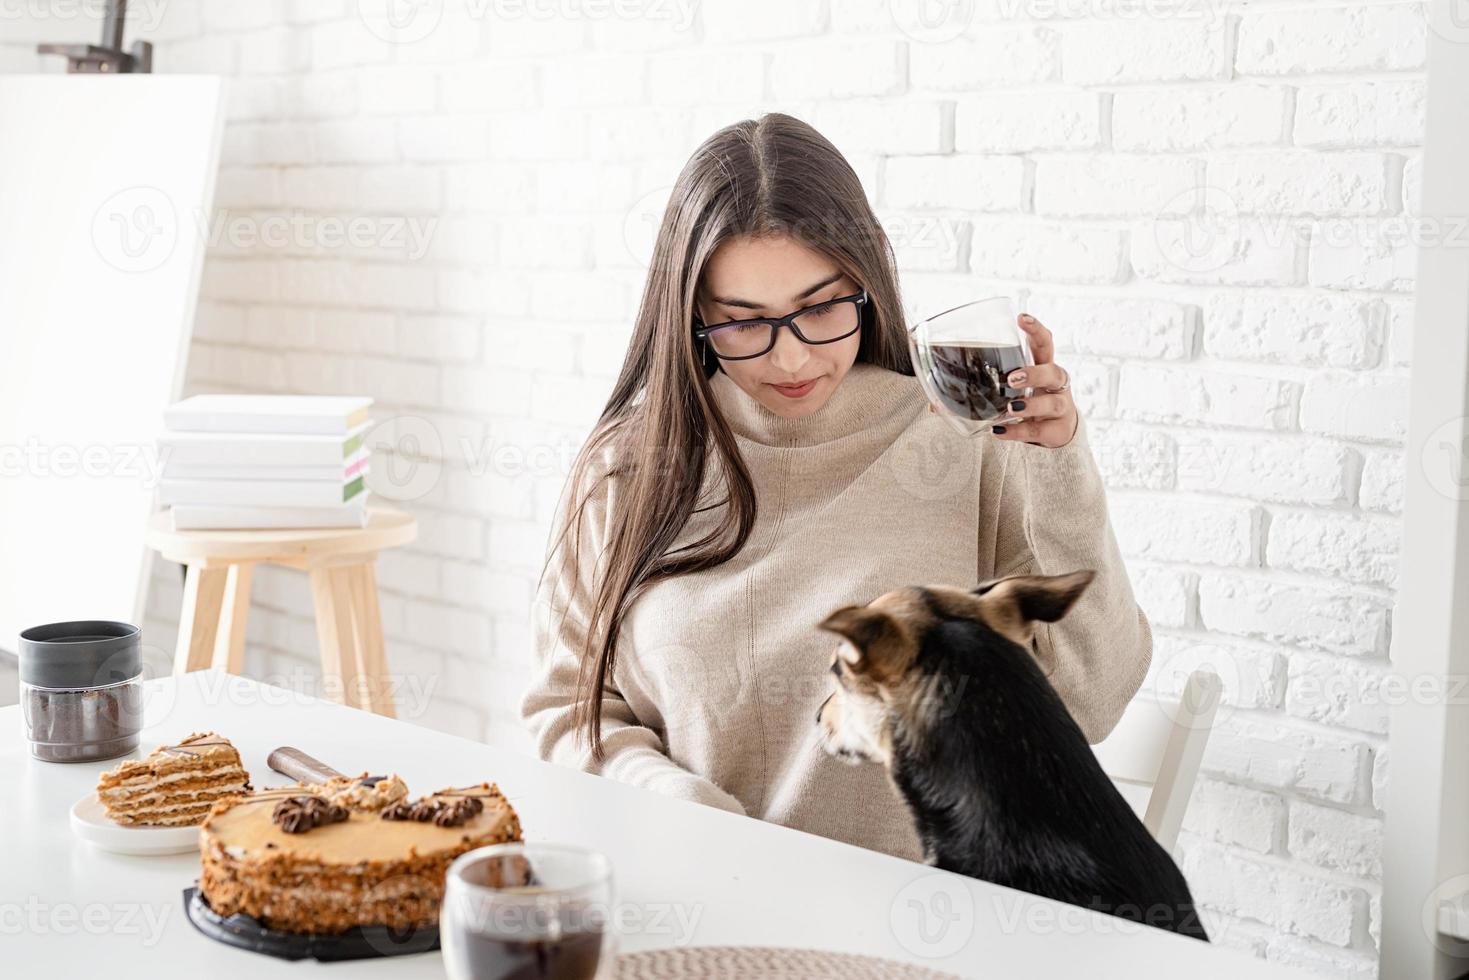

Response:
(2, 672), (1308, 978)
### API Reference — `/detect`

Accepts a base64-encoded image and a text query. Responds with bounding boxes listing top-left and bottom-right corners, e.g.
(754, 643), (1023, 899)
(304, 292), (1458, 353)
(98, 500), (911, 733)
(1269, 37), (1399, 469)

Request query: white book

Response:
(163, 447), (369, 482)
(165, 394), (373, 435)
(170, 494), (370, 531)
(157, 421), (371, 467)
(159, 473), (366, 508)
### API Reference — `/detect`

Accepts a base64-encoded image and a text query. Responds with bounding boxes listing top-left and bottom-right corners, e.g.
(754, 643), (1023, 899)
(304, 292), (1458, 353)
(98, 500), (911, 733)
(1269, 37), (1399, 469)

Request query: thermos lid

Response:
(18, 620), (141, 690)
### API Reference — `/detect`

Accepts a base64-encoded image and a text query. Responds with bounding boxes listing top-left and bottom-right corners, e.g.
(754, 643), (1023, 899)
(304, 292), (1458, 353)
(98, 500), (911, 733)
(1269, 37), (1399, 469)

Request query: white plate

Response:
(69, 794), (201, 856)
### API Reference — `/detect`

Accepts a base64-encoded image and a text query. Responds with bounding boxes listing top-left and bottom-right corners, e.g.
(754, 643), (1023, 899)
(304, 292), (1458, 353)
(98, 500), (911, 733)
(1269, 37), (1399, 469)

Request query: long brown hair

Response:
(549, 113), (914, 758)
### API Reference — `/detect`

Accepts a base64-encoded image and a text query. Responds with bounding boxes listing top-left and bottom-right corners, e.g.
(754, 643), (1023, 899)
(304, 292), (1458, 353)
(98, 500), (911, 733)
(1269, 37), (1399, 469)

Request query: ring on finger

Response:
(1044, 367), (1071, 394)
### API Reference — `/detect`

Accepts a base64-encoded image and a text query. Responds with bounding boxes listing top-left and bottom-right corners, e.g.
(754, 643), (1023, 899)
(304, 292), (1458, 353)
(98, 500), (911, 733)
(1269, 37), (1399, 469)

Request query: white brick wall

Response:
(5, 2), (1423, 974)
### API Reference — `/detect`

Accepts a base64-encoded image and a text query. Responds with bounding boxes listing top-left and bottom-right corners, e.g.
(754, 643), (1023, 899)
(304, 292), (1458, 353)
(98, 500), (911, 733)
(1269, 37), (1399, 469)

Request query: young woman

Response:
(521, 114), (1151, 863)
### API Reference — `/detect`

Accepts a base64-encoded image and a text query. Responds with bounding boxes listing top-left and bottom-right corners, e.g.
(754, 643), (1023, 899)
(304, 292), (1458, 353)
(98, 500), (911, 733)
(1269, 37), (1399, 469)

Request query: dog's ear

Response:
(975, 571), (1096, 658)
(817, 605), (908, 682)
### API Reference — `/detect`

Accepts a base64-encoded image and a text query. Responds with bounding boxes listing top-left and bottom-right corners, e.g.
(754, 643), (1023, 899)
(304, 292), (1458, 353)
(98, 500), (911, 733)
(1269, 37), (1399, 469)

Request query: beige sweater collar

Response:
(708, 362), (925, 448)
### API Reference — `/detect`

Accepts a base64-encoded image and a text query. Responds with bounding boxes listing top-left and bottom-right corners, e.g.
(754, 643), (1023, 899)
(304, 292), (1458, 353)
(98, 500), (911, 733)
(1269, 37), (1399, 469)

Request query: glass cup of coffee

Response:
(908, 296), (1035, 437)
(442, 842), (615, 980)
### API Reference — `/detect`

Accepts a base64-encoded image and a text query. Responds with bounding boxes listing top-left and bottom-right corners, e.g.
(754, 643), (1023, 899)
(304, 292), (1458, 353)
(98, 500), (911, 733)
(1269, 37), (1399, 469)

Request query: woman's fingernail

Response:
(1020, 313), (1036, 324)
(1010, 371), (1028, 385)
(1011, 400), (1026, 412)
(992, 425), (1007, 435)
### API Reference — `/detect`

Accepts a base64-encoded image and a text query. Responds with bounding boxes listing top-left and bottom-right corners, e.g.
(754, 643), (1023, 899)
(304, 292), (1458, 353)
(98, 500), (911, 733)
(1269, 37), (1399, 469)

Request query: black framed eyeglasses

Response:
(693, 290), (868, 361)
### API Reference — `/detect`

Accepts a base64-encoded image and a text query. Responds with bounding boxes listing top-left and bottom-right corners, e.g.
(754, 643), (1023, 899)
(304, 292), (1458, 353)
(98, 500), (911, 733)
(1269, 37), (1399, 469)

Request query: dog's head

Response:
(813, 571), (1095, 766)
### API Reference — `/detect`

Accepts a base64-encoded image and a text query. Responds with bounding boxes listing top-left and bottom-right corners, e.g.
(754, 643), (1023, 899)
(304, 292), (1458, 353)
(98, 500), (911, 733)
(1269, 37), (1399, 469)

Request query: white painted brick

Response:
(1129, 564), (1192, 627)
(360, 67), (438, 116)
(490, 109), (589, 161)
(1299, 373), (1410, 444)
(1295, 80), (1426, 149)
(969, 218), (1125, 284)
(284, 73), (358, 118)
(483, 13), (585, 58)
(307, 19), (393, 71)
(1286, 654), (1391, 737)
(1288, 801), (1383, 879)
(583, 107), (691, 161)
(1117, 365), (1299, 431)
(242, 306), (312, 351)
(1110, 494), (1259, 566)
(1266, 511), (1400, 587)
(1205, 717), (1371, 805)
(1113, 86), (1289, 152)
(224, 124), (314, 166)
(397, 116), (489, 162)
(701, 0), (825, 42)
(442, 365), (534, 417)
(543, 55), (647, 107)
(1402, 154), (1422, 216)
(1034, 155), (1199, 218)
(1236, 5), (1427, 76)
(953, 92), (1100, 153)
(439, 63), (535, 114)
(238, 28), (303, 75)
(1184, 844), (1365, 946)
(883, 155), (1026, 212)
(1208, 152), (1396, 216)
(770, 39), (906, 100)
(1198, 573), (1390, 658)
(1059, 19), (1230, 84)
(494, 217), (593, 270)
(909, 28), (1058, 89)
(399, 314), (481, 363)
(1132, 216), (1299, 287)
(879, 212), (967, 272)
(1087, 423), (1177, 491)
(809, 101), (952, 155)
(1182, 778), (1285, 854)
(1176, 432), (1355, 506)
(1205, 292), (1384, 370)
(1149, 634), (1285, 712)
(1372, 748), (1389, 813)
(645, 50), (766, 107)
(314, 119), (401, 164)
(1358, 449), (1404, 514)
(1029, 293), (1196, 360)
(1307, 219), (1417, 293)
(312, 309), (396, 355)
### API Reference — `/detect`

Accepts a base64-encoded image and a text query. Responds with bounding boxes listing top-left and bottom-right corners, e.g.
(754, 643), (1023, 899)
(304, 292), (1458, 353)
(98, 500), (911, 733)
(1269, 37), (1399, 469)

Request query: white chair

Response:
(1091, 670), (1223, 852)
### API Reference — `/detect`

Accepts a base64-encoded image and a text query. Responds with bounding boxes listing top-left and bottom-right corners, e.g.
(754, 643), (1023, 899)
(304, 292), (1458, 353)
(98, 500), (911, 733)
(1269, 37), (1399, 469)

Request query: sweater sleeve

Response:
(979, 413), (1153, 743)
(519, 456), (748, 816)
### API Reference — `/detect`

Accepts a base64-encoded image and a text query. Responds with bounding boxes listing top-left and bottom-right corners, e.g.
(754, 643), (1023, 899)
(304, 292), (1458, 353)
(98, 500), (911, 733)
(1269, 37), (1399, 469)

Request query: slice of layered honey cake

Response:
(97, 732), (251, 826)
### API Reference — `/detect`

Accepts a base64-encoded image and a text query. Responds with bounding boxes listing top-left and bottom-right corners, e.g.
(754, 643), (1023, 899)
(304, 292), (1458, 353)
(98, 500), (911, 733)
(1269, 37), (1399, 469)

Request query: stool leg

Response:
(346, 562), (395, 718)
(310, 566), (363, 709)
(211, 563), (253, 674)
(174, 564), (227, 674)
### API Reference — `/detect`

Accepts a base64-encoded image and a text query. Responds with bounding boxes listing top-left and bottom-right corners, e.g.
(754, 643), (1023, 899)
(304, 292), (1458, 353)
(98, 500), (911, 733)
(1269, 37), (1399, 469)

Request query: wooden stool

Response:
(144, 505), (417, 717)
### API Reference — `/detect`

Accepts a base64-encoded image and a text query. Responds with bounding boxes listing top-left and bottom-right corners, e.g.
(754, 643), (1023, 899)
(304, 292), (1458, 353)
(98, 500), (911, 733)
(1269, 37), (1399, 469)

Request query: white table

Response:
(3, 672), (1308, 978)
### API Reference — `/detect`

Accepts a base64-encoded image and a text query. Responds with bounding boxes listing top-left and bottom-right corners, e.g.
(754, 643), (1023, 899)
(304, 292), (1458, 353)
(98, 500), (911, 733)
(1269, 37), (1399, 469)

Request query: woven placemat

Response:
(614, 946), (961, 979)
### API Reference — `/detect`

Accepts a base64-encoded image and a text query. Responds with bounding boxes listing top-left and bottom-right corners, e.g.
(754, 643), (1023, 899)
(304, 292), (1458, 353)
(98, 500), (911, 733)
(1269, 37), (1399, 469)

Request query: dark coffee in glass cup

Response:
(909, 297), (1035, 437)
(441, 843), (614, 980)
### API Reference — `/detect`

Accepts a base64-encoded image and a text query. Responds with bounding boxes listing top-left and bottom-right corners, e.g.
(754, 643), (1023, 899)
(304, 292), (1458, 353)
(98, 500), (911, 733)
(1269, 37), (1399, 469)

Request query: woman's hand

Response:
(927, 312), (1080, 448)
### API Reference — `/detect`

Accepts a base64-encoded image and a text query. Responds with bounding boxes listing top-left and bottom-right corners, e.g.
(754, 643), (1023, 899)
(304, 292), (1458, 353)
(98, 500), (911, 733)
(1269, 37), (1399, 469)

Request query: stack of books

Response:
(158, 395), (373, 531)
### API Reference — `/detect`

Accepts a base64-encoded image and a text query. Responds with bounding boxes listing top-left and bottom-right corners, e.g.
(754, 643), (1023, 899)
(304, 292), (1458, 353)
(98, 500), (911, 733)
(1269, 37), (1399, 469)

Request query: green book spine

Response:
(343, 475), (365, 502)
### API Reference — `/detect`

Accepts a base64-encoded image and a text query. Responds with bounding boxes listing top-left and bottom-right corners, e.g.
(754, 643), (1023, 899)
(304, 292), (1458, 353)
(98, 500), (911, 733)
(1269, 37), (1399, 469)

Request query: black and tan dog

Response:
(815, 570), (1208, 942)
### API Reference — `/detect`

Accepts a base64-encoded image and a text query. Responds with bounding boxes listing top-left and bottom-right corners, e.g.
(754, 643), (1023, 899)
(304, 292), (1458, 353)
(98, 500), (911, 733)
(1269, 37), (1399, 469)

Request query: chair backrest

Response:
(1091, 670), (1223, 852)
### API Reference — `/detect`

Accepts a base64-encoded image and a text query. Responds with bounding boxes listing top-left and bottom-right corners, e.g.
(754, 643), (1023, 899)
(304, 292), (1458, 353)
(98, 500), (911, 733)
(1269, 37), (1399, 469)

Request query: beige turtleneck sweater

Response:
(521, 362), (1152, 862)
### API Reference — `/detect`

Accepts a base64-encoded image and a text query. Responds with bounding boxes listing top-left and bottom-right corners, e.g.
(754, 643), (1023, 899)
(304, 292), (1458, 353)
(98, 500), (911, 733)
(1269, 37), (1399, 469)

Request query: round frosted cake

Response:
(198, 782), (522, 934)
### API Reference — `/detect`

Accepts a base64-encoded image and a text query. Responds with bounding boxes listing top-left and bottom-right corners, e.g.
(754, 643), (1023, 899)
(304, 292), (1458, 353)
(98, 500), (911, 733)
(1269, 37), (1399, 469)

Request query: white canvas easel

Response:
(0, 75), (225, 655)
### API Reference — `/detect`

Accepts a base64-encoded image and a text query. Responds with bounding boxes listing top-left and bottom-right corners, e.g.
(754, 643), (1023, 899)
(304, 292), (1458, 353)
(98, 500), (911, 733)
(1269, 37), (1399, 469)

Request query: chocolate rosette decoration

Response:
(272, 794), (350, 834)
